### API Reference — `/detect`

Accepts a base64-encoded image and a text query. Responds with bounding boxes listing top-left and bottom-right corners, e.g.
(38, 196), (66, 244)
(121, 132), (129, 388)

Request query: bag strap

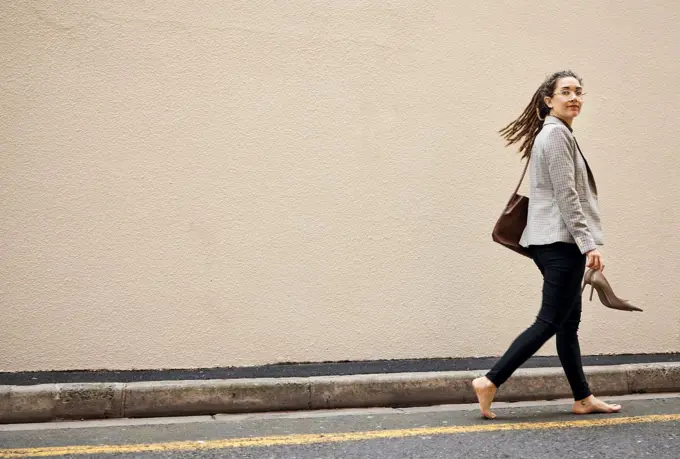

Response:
(510, 119), (592, 201)
(511, 157), (530, 197)
(512, 136), (583, 198)
(511, 120), (583, 197)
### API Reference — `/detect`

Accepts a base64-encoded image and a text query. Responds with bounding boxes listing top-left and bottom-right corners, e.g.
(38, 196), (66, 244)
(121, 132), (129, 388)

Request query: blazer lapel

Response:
(545, 116), (598, 196)
(573, 138), (598, 196)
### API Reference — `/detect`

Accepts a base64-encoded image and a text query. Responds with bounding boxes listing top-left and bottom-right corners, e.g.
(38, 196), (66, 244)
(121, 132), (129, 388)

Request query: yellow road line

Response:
(1, 414), (679, 458)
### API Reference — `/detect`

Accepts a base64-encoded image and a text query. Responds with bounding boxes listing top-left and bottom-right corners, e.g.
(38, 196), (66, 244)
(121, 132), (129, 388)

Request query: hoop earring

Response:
(536, 106), (545, 121)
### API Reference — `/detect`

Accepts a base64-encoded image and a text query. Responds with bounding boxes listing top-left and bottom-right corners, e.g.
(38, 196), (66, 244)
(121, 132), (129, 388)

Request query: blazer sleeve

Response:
(544, 126), (597, 254)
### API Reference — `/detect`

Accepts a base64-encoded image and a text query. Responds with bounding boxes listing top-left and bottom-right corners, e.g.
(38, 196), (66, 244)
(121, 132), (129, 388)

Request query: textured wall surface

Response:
(1, 1), (679, 371)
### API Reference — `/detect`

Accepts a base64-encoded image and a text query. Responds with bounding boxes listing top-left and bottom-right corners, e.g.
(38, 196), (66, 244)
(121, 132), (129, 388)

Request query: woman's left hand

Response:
(586, 249), (605, 271)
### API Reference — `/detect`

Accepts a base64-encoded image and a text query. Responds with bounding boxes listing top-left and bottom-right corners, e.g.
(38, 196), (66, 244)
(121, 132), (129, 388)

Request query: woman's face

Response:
(545, 76), (584, 123)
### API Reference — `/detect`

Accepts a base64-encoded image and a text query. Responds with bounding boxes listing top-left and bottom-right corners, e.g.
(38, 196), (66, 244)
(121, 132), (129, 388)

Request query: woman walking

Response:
(473, 70), (622, 419)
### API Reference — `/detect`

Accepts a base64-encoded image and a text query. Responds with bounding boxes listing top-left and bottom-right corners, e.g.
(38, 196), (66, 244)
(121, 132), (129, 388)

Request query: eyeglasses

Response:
(553, 89), (586, 99)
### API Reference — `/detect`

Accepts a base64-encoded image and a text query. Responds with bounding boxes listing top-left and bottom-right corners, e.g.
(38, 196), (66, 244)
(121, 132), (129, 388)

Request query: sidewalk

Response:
(1, 355), (679, 424)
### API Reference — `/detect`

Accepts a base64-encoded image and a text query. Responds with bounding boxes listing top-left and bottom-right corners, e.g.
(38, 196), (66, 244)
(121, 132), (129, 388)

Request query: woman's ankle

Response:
(474, 376), (497, 389)
(575, 394), (594, 404)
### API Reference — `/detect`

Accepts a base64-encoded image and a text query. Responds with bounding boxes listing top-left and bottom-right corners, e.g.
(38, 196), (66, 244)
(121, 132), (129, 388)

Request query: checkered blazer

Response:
(519, 116), (603, 254)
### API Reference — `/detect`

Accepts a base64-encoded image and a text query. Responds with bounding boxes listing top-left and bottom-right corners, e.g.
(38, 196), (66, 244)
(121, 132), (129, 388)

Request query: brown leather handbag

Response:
(492, 159), (531, 258)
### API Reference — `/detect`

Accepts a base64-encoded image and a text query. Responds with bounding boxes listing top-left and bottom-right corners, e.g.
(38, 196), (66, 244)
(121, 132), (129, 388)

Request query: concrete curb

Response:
(1, 362), (678, 424)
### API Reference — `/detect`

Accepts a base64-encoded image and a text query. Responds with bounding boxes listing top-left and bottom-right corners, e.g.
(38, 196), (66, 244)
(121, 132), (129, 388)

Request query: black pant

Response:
(486, 242), (591, 401)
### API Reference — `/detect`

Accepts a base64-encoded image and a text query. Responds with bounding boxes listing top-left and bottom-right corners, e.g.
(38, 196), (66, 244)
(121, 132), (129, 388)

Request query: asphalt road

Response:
(0, 393), (678, 458)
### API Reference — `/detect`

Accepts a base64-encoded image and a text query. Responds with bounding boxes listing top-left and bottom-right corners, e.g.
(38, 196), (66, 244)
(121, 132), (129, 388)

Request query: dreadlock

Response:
(499, 70), (583, 159)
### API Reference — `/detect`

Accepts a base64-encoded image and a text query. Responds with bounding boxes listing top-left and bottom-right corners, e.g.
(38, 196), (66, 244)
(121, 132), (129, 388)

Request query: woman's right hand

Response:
(586, 249), (605, 271)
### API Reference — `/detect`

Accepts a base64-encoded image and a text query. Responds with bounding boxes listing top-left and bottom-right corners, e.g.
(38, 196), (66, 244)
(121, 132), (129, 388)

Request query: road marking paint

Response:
(1, 413), (679, 458)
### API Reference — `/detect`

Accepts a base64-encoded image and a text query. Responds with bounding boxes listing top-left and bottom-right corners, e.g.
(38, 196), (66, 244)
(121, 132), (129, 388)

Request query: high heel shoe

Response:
(581, 269), (643, 312)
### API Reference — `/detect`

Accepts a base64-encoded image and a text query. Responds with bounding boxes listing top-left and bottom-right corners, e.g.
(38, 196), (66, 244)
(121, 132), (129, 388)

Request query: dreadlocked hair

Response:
(499, 70), (583, 159)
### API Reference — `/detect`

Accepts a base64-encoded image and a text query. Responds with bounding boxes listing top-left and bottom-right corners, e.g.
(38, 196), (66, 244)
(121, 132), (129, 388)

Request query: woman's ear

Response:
(544, 96), (553, 109)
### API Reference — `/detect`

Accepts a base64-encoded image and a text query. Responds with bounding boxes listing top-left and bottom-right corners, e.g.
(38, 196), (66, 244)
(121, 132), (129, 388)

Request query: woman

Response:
(472, 70), (622, 419)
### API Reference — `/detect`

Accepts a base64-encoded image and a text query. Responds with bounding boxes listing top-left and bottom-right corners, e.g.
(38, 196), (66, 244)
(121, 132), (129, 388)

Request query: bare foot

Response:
(572, 395), (622, 415)
(472, 376), (497, 419)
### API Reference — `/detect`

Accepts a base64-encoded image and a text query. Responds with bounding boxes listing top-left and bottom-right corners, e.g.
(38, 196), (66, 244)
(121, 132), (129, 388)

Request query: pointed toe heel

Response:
(582, 269), (643, 312)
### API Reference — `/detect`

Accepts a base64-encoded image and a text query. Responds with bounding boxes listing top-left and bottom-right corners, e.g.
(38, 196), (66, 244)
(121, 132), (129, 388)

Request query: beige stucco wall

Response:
(1, 1), (679, 372)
